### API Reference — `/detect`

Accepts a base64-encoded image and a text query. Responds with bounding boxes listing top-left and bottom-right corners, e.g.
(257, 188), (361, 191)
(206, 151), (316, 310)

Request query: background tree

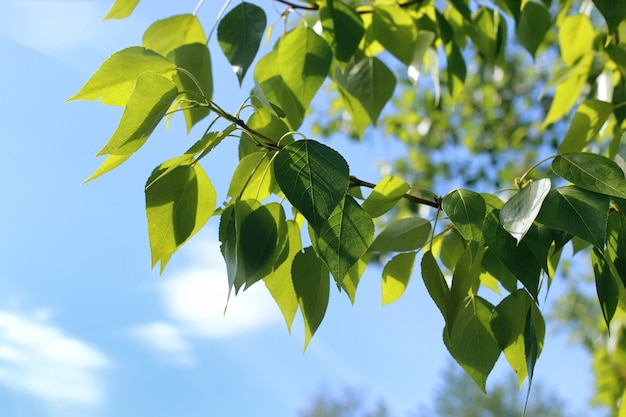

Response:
(71, 0), (626, 411)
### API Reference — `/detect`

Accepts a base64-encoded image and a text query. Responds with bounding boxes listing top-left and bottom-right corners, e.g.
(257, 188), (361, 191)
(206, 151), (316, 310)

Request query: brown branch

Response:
(349, 175), (441, 209)
(274, 0), (318, 11)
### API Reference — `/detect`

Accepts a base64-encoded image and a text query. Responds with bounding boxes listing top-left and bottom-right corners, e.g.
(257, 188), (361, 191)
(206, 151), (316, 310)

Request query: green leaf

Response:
(143, 14), (207, 56)
(558, 14), (594, 66)
(448, 0), (472, 21)
(278, 27), (332, 116)
(166, 43), (213, 133)
(264, 220), (302, 332)
(69, 47), (176, 106)
(421, 251), (450, 320)
(319, 0), (364, 62)
(382, 252), (416, 306)
(274, 140), (349, 232)
(96, 72), (177, 157)
(341, 254), (369, 305)
(292, 247), (330, 350)
(361, 176), (410, 218)
(440, 228), (467, 270)
(218, 3), (266, 85)
(335, 54), (396, 126)
(465, 7), (497, 64)
(448, 248), (484, 328)
(103, 0), (140, 20)
(592, 0), (626, 33)
(607, 211), (626, 288)
(240, 108), (292, 157)
(490, 290), (545, 387)
(84, 154), (132, 183)
(592, 248), (619, 330)
(484, 211), (542, 297)
(442, 189), (486, 245)
(372, 5), (418, 65)
(536, 186), (609, 248)
(146, 162), (215, 270)
(444, 295), (500, 392)
(315, 196), (374, 285)
(559, 100), (614, 153)
(370, 217), (431, 252)
(239, 203), (289, 288)
(515, 2), (551, 58)
(524, 307), (539, 391)
(445, 42), (466, 101)
(228, 152), (276, 201)
(552, 153), (626, 199)
(500, 178), (551, 244)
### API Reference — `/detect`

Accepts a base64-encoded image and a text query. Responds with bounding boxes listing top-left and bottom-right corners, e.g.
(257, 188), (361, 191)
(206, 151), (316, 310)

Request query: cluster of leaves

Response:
(72, 0), (626, 406)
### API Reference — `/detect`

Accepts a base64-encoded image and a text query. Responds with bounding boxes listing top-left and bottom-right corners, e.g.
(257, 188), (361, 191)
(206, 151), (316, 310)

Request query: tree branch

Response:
(349, 175), (441, 209)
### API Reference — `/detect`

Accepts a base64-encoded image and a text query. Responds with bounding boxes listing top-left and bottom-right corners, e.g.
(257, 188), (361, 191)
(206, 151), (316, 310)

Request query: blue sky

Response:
(0, 1), (601, 416)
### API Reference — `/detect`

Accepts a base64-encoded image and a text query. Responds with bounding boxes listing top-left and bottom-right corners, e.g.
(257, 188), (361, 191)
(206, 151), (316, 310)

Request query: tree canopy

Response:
(71, 0), (626, 410)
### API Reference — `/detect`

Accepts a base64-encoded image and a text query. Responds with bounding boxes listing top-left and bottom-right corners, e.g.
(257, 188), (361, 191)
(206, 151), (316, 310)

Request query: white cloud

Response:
(133, 236), (282, 362)
(0, 310), (110, 406)
(131, 321), (193, 366)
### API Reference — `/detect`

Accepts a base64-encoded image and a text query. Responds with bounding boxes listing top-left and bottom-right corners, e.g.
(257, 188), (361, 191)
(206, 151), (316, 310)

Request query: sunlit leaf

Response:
(143, 14), (206, 56)
(69, 47), (176, 106)
(421, 251), (450, 320)
(341, 254), (369, 305)
(228, 152), (275, 201)
(592, 248), (619, 331)
(218, 2), (266, 85)
(559, 14), (594, 66)
(370, 217), (431, 252)
(465, 7), (497, 64)
(552, 153), (626, 199)
(361, 176), (410, 218)
(559, 100), (613, 153)
(292, 247), (330, 350)
(103, 0), (140, 20)
(440, 228), (466, 270)
(274, 140), (349, 232)
(319, 0), (364, 62)
(84, 154), (132, 183)
(500, 178), (551, 244)
(448, 248), (484, 328)
(445, 42), (466, 101)
(372, 5), (418, 65)
(382, 252), (416, 306)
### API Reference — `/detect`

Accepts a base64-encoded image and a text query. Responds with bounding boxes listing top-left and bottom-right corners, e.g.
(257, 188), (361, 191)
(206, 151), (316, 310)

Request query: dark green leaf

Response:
(607, 210), (626, 288)
(370, 217), (431, 252)
(218, 3), (266, 85)
(274, 140), (349, 232)
(552, 153), (626, 199)
(592, 248), (619, 331)
(421, 251), (450, 320)
(382, 252), (417, 306)
(445, 42), (466, 101)
(448, 0), (472, 20)
(319, 0), (364, 62)
(292, 247), (330, 350)
(559, 100), (614, 153)
(500, 178), (551, 244)
(442, 189), (486, 245)
(536, 186), (609, 248)
(592, 0), (626, 33)
(515, 2), (551, 58)
(315, 196), (374, 285)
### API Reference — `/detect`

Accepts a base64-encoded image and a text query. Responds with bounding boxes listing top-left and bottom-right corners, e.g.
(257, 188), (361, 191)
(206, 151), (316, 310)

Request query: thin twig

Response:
(349, 176), (441, 208)
(274, 0), (318, 10)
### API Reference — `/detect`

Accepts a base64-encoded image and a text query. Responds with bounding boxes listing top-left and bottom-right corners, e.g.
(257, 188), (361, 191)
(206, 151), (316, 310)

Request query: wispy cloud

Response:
(0, 309), (110, 407)
(133, 235), (282, 363)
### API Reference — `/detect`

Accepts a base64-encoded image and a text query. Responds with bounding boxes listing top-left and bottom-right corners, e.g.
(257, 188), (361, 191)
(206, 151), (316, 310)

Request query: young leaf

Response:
(558, 14), (594, 66)
(592, 248), (619, 331)
(559, 100), (613, 153)
(146, 162), (216, 270)
(361, 176), (410, 218)
(369, 217), (431, 252)
(515, 2), (551, 58)
(552, 153), (626, 199)
(218, 3), (267, 85)
(292, 247), (330, 350)
(500, 178), (551, 244)
(315, 196), (374, 285)
(371, 5), (418, 65)
(421, 251), (450, 320)
(382, 252), (416, 306)
(69, 47), (176, 106)
(264, 220), (302, 332)
(96, 72), (177, 157)
(103, 0), (140, 20)
(442, 189), (486, 245)
(143, 14), (207, 56)
(319, 0), (364, 63)
(444, 295), (501, 392)
(273, 140), (349, 232)
(536, 186), (608, 249)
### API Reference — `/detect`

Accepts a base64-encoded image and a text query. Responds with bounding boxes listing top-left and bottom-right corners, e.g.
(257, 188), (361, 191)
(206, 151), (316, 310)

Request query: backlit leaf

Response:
(97, 71), (178, 156)
(516, 2), (551, 58)
(445, 42), (466, 101)
(559, 100), (613, 153)
(372, 5), (418, 65)
(361, 176), (410, 218)
(341, 254), (369, 305)
(315, 196), (374, 285)
(228, 152), (275, 201)
(143, 14), (206, 56)
(592, 248), (619, 330)
(319, 0), (364, 62)
(382, 252), (416, 306)
(421, 251), (450, 320)
(449, 248), (484, 328)
(103, 0), (140, 20)
(465, 7), (497, 64)
(440, 228), (466, 270)
(500, 178), (551, 244)
(536, 186), (608, 248)
(218, 3), (266, 85)
(292, 247), (330, 350)
(370, 217), (431, 252)
(558, 14), (594, 66)
(552, 153), (626, 199)
(274, 140), (349, 232)
(69, 47), (176, 106)
(146, 162), (215, 270)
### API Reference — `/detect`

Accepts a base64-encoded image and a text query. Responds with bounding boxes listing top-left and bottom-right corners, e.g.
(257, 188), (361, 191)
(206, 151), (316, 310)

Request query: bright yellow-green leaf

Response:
(362, 176), (410, 218)
(103, 0), (140, 20)
(227, 152), (275, 201)
(341, 254), (369, 305)
(84, 154), (132, 183)
(559, 14), (594, 66)
(97, 71), (178, 156)
(370, 217), (431, 252)
(143, 14), (206, 56)
(382, 252), (416, 306)
(465, 7), (497, 64)
(69, 47), (176, 106)
(146, 162), (216, 270)
(371, 5), (418, 65)
(559, 99), (614, 153)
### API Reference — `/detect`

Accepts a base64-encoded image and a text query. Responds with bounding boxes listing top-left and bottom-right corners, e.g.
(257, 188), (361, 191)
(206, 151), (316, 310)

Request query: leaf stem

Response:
(519, 154), (558, 185)
(349, 175), (441, 208)
(207, 0), (233, 40)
